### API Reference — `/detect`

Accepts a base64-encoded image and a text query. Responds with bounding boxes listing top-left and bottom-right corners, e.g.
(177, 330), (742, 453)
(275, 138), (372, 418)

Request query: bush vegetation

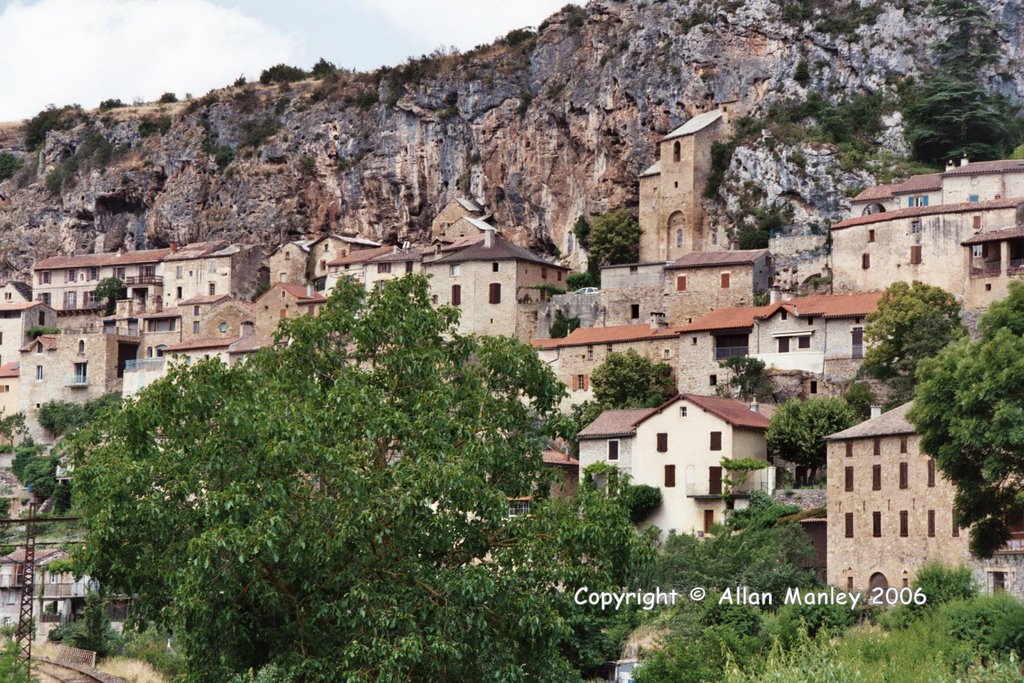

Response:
(0, 153), (24, 182)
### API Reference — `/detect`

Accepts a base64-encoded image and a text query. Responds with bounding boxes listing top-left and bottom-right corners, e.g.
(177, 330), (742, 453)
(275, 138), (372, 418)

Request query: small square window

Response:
(709, 374), (717, 386)
(680, 406), (687, 417)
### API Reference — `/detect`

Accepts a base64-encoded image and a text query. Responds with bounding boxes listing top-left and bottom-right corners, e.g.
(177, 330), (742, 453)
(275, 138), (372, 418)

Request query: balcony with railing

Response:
(124, 274), (163, 286)
(124, 358), (166, 372)
(64, 375), (88, 388)
(1009, 258), (1024, 276)
(686, 466), (775, 499)
(713, 345), (749, 360)
(970, 260), (1002, 278)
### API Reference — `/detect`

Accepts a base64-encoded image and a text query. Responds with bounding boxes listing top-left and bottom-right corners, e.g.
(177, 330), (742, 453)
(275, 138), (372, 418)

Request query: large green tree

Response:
(862, 281), (965, 406)
(765, 398), (858, 482)
(92, 277), (126, 316)
(587, 210), (641, 267)
(903, 0), (1019, 164)
(70, 276), (651, 682)
(591, 350), (675, 409)
(911, 282), (1024, 557)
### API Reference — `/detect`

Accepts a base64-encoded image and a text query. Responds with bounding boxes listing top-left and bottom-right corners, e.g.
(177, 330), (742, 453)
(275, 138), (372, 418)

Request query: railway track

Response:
(31, 657), (124, 683)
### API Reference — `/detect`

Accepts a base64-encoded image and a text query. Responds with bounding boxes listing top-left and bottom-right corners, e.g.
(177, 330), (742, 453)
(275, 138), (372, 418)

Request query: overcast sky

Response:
(0, 0), (571, 121)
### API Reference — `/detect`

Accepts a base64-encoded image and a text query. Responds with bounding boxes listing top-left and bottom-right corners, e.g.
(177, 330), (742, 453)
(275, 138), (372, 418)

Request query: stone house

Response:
(324, 245), (394, 290)
(638, 104), (735, 262)
(363, 248), (425, 290)
(825, 403), (1024, 597)
(0, 281), (32, 304)
(268, 234), (382, 291)
(423, 232), (569, 343)
(254, 282), (326, 336)
(577, 394), (774, 538)
(178, 296), (257, 339)
(675, 291), (881, 395)
(0, 362), (18, 418)
(0, 549), (95, 629)
(430, 197), (486, 239)
(0, 301), (57, 368)
(542, 450), (579, 499)
(160, 242), (262, 308)
(19, 330), (130, 441)
(533, 319), (683, 409)
(33, 248), (170, 313)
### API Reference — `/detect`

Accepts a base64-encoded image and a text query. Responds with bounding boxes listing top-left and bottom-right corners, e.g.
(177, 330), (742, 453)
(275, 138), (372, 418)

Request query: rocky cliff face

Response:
(0, 0), (1021, 277)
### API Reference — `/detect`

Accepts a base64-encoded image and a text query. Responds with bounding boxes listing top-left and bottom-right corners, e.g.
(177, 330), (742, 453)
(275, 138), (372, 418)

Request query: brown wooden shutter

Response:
(900, 511), (908, 537)
(778, 337), (790, 353)
(862, 253), (870, 269)
(872, 464), (881, 490)
(844, 466), (854, 491)
(845, 512), (854, 538)
(709, 431), (722, 451)
(845, 441), (853, 457)
(488, 283), (501, 304)
(607, 440), (619, 460)
(451, 284), (461, 306)
(873, 438), (881, 455)
(900, 436), (908, 453)
(720, 272), (730, 288)
(899, 462), (908, 489)
(928, 459), (936, 487)
(910, 245), (922, 264)
(676, 275), (687, 291)
(928, 510), (936, 537)
(664, 465), (676, 487)
(872, 511), (882, 537)
(656, 433), (668, 453)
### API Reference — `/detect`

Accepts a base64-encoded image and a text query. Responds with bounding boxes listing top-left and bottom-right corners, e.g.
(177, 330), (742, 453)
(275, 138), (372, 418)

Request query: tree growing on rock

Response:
(70, 276), (652, 682)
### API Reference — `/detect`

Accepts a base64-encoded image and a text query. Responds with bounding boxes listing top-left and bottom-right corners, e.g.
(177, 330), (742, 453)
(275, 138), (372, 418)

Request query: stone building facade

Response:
(0, 302), (56, 368)
(826, 403), (1024, 598)
(161, 243), (262, 308)
(638, 105), (735, 262)
(430, 197), (485, 238)
(577, 394), (773, 538)
(0, 362), (18, 418)
(268, 234), (382, 291)
(254, 283), (326, 337)
(363, 248), (425, 290)
(423, 232), (568, 343)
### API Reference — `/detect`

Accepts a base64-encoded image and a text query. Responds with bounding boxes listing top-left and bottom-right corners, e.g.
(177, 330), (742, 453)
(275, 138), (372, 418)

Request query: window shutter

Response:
(709, 431), (722, 451)
(657, 433), (668, 452)
(489, 283), (501, 304)
(608, 440), (619, 460)
(899, 462), (908, 489)
(571, 375), (577, 392)
(872, 464), (881, 490)
(451, 285), (461, 306)
(928, 459), (935, 487)
(845, 441), (853, 457)
(845, 513), (854, 538)
(664, 465), (676, 487)
(928, 510), (936, 537)
(844, 466), (854, 492)
(862, 253), (871, 269)
(720, 272), (730, 289)
(676, 275), (687, 291)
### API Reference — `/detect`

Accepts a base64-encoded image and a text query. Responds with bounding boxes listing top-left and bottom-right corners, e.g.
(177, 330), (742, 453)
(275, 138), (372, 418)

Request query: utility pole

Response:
(15, 503), (36, 674)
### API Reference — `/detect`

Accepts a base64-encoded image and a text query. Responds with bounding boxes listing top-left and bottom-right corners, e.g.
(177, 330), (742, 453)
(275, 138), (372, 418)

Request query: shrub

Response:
(0, 153), (24, 182)
(24, 104), (80, 150)
(213, 145), (235, 169)
(310, 58), (336, 78)
(27, 325), (60, 338)
(566, 272), (595, 290)
(943, 593), (1020, 649)
(98, 99), (126, 111)
(549, 310), (580, 339)
(241, 118), (278, 147)
(504, 28), (536, 47)
(158, 92), (177, 103)
(622, 483), (662, 523)
(259, 64), (307, 85)
(233, 75), (247, 87)
(913, 562), (976, 610)
(138, 116), (172, 138)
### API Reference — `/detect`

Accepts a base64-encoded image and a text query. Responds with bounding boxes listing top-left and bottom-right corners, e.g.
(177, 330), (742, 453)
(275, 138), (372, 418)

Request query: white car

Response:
(574, 287), (599, 294)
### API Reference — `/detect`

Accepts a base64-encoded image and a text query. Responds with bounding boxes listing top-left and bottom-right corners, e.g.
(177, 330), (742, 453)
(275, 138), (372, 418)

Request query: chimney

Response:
(769, 289), (782, 304)
(170, 242), (177, 253)
(649, 311), (667, 331)
(749, 398), (759, 413)
(946, 159), (955, 171)
(870, 405), (882, 419)
(307, 283), (313, 297)
(484, 229), (494, 248)
(960, 154), (969, 167)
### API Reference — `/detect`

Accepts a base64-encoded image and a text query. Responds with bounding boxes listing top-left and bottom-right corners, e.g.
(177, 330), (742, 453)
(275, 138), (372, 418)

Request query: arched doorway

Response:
(862, 203), (886, 216)
(869, 572), (888, 592)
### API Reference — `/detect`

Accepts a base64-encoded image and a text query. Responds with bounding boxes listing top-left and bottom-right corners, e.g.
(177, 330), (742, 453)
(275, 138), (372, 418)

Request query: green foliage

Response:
(704, 139), (736, 199)
(591, 350), (675, 409)
(120, 626), (186, 678)
(27, 326), (60, 338)
(910, 281), (1024, 557)
(69, 276), (652, 681)
(842, 381), (875, 420)
(565, 272), (595, 290)
(98, 98), (126, 111)
(230, 665), (296, 683)
(863, 281), (965, 405)
(158, 92), (178, 104)
(793, 58), (810, 84)
(0, 639), (29, 682)
(44, 131), (116, 194)
(213, 144), (235, 169)
(903, 0), (1019, 165)
(241, 118), (278, 147)
(93, 277), (126, 316)
(765, 398), (858, 481)
(37, 393), (121, 438)
(588, 209), (641, 266)
(622, 484), (662, 523)
(21, 456), (58, 499)
(138, 116), (172, 138)
(718, 356), (772, 401)
(572, 214), (590, 250)
(24, 104), (80, 150)
(310, 58), (336, 78)
(548, 310), (580, 339)
(914, 562), (977, 609)
(259, 64), (308, 85)
(0, 153), (24, 182)
(10, 439), (41, 481)
(63, 591), (117, 657)
(504, 27), (536, 47)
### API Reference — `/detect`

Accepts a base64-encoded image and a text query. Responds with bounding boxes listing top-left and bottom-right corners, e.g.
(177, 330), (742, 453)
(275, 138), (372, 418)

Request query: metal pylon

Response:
(15, 503), (36, 672)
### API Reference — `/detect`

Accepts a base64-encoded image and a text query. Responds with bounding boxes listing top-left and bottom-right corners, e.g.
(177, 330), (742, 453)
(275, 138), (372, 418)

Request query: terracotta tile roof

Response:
(827, 402), (914, 439)
(141, 308), (183, 319)
(272, 283), (326, 302)
(891, 173), (943, 194)
(532, 324), (681, 350)
(682, 394), (771, 429)
(0, 361), (19, 378)
(779, 291), (883, 319)
(833, 197), (1024, 230)
(164, 336), (240, 353)
(20, 335), (57, 352)
(327, 244), (394, 267)
(0, 301), (45, 312)
(666, 249), (769, 270)
(160, 241), (229, 262)
(961, 224), (1024, 245)
(577, 407), (660, 439)
(943, 159), (1024, 177)
(852, 183), (897, 202)
(369, 247), (424, 263)
(178, 294), (230, 306)
(228, 335), (272, 354)
(429, 235), (566, 268)
(677, 305), (774, 333)
(34, 248), (172, 270)
(1, 548), (65, 565)
(542, 450), (579, 466)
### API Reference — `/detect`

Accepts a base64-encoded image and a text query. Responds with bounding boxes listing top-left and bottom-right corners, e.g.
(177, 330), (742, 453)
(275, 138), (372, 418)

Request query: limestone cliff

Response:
(0, 0), (1021, 277)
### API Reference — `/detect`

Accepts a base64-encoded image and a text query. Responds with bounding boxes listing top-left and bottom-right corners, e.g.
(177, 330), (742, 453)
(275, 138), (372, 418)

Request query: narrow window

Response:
(847, 576), (854, 589)
(709, 374), (717, 386)
(720, 272), (730, 289)
(900, 511), (908, 537)
(451, 284), (461, 306)
(873, 438), (881, 455)
(586, 345), (594, 360)
(928, 510), (936, 537)
(778, 337), (790, 353)
(845, 512), (854, 538)
(657, 433), (668, 453)
(809, 380), (818, 394)
(608, 440), (619, 461)
(973, 215), (982, 229)
(673, 141), (681, 162)
(492, 262), (499, 272)
(910, 245), (922, 265)
(676, 275), (687, 292)
(845, 441), (853, 457)
(872, 464), (881, 491)
(664, 464), (676, 487)
(630, 303), (640, 319)
(868, 229), (875, 242)
(862, 253), (870, 269)
(844, 466), (854, 492)
(899, 462), (908, 489)
(680, 406), (687, 418)
(488, 283), (502, 304)
(872, 511), (881, 537)
(900, 436), (908, 453)
(798, 336), (811, 349)
(953, 519), (960, 538)
(927, 458), (936, 487)
(709, 431), (722, 451)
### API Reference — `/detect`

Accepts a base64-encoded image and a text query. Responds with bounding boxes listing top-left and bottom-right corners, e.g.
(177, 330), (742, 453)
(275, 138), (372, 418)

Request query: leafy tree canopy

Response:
(842, 381), (875, 421)
(70, 276), (651, 682)
(93, 277), (126, 316)
(587, 209), (641, 267)
(717, 356), (772, 402)
(549, 310), (581, 339)
(862, 281), (965, 405)
(591, 350), (675, 409)
(765, 398), (858, 481)
(911, 282), (1024, 557)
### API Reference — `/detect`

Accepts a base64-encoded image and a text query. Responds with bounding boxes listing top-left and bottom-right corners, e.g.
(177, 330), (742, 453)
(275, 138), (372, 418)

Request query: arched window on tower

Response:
(673, 141), (681, 162)
(676, 229), (683, 248)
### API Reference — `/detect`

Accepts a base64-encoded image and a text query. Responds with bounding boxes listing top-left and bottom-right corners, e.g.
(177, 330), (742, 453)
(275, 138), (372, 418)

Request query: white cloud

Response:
(0, 0), (296, 121)
(353, 0), (571, 54)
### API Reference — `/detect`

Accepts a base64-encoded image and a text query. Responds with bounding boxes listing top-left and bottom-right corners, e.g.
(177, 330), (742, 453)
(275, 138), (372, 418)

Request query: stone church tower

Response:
(638, 103), (735, 262)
